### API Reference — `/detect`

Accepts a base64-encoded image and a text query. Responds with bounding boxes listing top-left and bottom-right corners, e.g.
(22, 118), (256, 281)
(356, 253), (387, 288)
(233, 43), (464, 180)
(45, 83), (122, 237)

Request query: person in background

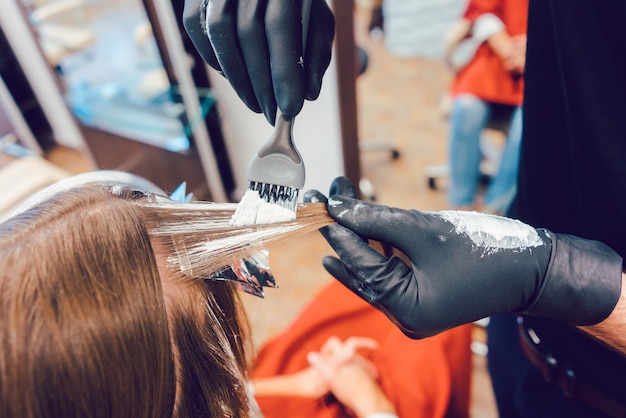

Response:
(445, 0), (527, 215)
(183, 0), (626, 416)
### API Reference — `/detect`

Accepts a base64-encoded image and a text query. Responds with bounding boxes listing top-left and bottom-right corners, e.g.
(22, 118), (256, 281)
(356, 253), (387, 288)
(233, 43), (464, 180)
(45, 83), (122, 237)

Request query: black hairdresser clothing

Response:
(487, 0), (626, 417)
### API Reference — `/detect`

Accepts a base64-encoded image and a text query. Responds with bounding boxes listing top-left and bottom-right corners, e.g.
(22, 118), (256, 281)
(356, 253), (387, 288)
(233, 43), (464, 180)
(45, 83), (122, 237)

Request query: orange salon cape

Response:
(252, 281), (473, 418)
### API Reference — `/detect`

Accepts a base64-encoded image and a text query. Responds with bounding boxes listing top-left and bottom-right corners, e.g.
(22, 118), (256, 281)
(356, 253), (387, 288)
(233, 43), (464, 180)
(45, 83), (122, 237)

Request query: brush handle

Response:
(248, 112), (305, 188)
(257, 113), (301, 163)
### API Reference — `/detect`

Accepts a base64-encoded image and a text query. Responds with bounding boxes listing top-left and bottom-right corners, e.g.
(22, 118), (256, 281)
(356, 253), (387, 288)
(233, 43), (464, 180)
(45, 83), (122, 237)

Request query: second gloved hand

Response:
(183, 0), (335, 124)
(308, 177), (622, 339)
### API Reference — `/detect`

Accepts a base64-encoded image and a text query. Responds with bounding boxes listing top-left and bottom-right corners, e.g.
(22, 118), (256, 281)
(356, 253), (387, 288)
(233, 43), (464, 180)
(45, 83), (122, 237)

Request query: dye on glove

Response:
(305, 177), (622, 339)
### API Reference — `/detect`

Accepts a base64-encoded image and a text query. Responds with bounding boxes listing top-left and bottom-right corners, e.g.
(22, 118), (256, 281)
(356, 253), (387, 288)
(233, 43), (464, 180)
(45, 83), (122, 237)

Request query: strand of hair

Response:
(142, 202), (334, 280)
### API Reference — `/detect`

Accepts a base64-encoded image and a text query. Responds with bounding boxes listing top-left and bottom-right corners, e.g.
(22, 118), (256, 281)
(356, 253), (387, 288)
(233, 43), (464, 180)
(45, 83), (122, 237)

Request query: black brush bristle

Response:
(249, 181), (299, 214)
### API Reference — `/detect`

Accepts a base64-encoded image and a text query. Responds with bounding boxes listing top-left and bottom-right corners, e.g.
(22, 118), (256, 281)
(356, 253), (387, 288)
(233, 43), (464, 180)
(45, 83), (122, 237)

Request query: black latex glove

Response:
(182, 0), (335, 125)
(304, 177), (623, 339)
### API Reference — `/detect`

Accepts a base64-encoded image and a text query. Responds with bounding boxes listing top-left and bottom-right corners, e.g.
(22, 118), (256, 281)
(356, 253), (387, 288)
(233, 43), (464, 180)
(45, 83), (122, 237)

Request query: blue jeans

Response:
(447, 94), (522, 213)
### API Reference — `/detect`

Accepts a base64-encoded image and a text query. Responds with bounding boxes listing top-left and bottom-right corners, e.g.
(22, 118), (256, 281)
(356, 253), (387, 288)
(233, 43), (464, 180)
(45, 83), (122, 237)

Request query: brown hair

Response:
(0, 186), (252, 417)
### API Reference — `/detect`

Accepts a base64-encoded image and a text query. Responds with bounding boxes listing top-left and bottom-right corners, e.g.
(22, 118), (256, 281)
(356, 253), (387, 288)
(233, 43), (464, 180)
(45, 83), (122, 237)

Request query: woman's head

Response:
(0, 184), (250, 417)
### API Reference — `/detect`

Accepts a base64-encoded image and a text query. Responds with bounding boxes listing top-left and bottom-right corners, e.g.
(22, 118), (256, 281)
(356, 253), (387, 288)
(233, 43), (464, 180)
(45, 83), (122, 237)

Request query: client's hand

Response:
(251, 336), (377, 400)
(307, 336), (396, 418)
(251, 365), (328, 399)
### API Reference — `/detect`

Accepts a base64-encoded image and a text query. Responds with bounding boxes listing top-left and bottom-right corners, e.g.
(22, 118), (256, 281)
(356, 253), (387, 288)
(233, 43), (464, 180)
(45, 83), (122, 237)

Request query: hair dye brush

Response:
(230, 0), (311, 227)
(247, 111), (304, 206)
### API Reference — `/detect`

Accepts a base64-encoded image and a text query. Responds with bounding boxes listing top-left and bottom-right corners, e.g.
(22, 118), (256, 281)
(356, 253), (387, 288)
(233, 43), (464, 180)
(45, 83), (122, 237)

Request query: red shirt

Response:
(451, 0), (529, 105)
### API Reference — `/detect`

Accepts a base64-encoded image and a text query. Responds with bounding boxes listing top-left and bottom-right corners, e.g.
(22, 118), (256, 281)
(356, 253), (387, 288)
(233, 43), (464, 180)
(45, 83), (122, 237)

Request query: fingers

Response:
(303, 189), (328, 204)
(205, 0), (263, 114)
(321, 224), (416, 333)
(319, 335), (341, 353)
(320, 224), (387, 296)
(265, 0), (306, 118)
(323, 253), (414, 310)
(319, 336), (378, 357)
(323, 178), (369, 243)
(323, 255), (367, 297)
(185, 0), (335, 124)
(182, 0), (222, 72)
(307, 336), (343, 383)
(304, 0), (335, 100)
(306, 351), (334, 381)
(343, 336), (379, 352)
(307, 336), (382, 407)
(328, 176), (358, 198)
(320, 222), (413, 305)
(353, 353), (379, 380)
(311, 336), (378, 379)
(326, 195), (419, 252)
(237, 0), (277, 123)
(320, 223), (388, 272)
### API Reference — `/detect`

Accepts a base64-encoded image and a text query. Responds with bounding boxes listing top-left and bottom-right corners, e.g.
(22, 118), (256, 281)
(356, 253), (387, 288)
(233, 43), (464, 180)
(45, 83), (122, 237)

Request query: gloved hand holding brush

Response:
(183, 0), (335, 125)
(304, 177), (623, 339)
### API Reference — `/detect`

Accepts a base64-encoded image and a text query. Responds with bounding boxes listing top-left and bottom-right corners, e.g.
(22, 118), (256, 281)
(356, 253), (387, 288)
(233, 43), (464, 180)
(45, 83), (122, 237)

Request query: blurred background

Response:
(0, 0), (500, 416)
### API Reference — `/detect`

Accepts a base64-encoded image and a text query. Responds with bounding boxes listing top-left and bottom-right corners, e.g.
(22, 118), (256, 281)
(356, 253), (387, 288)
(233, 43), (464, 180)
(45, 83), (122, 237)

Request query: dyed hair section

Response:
(138, 198), (333, 280)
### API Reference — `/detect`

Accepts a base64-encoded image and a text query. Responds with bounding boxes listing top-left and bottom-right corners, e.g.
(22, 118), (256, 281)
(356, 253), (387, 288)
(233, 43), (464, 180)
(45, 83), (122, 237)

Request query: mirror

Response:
(22, 0), (202, 153)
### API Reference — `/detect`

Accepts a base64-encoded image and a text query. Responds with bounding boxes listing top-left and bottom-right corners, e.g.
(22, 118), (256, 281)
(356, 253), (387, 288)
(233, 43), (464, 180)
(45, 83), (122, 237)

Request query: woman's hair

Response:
(0, 185), (255, 417)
